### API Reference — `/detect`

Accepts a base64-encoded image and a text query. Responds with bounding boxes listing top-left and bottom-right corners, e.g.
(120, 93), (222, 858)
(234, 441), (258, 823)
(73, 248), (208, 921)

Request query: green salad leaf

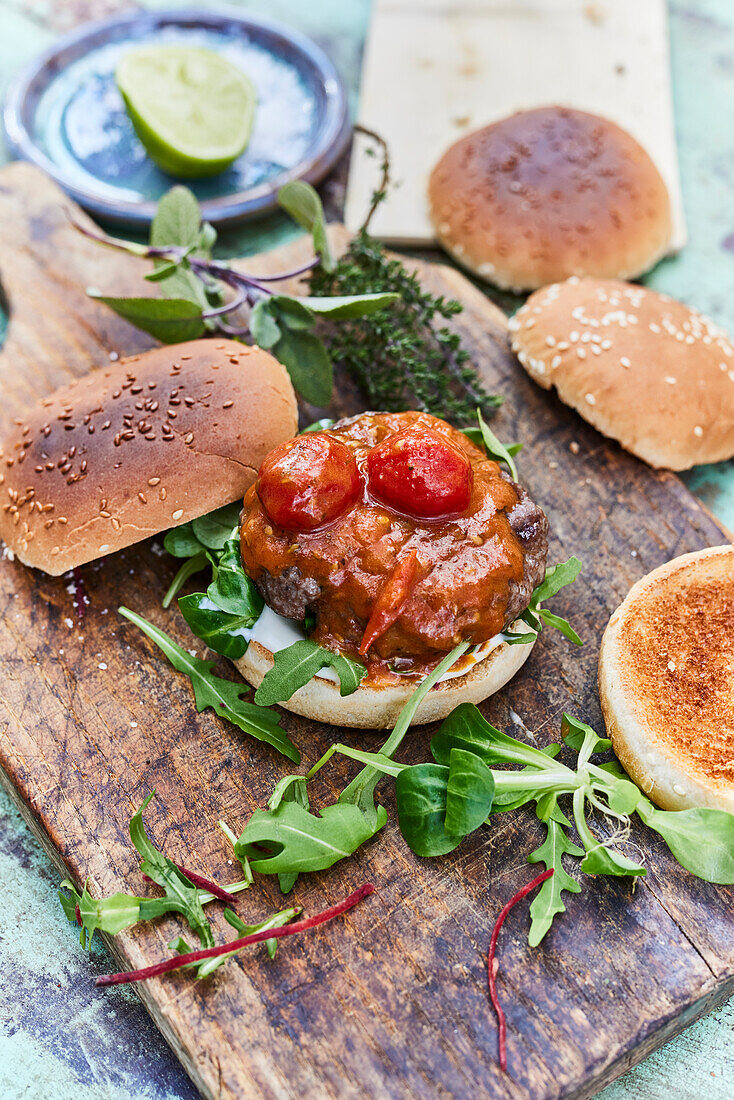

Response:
(119, 606), (300, 763)
(254, 640), (367, 706)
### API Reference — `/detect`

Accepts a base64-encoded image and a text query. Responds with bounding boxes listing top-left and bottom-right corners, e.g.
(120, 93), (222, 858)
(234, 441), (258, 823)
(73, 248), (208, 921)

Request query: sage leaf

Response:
(118, 606), (300, 762)
(254, 640), (366, 706)
(250, 300), (282, 348)
(636, 799), (734, 884)
(444, 748), (495, 836)
(272, 327), (333, 406)
(298, 292), (399, 319)
(271, 295), (316, 331)
(90, 295), (205, 343)
(277, 180), (334, 271)
(150, 185), (201, 249)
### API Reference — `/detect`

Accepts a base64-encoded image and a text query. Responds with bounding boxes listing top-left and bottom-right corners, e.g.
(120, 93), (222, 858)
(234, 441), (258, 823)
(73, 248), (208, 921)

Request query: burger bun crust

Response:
(599, 545), (734, 812)
(235, 635), (536, 729)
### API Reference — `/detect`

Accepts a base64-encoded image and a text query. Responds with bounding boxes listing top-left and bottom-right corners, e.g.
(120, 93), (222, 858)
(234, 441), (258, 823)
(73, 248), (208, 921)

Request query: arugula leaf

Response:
(119, 607), (300, 762)
(236, 801), (387, 874)
(60, 793), (250, 951)
(530, 557), (583, 606)
(89, 295), (205, 343)
(527, 809), (583, 946)
(254, 640), (366, 706)
(130, 793), (214, 951)
(191, 504), (241, 550)
(432, 703), (569, 772)
(536, 607), (582, 646)
(444, 748), (495, 836)
(207, 537), (263, 618)
(473, 408), (519, 480)
(164, 523), (206, 559)
(277, 180), (334, 271)
(272, 327), (333, 407)
(636, 799), (734, 884)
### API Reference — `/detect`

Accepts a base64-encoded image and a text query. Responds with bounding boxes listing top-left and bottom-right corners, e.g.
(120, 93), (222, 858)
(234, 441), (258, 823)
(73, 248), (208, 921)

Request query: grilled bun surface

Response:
(0, 340), (297, 575)
(428, 106), (672, 292)
(510, 278), (734, 470)
(235, 632), (535, 729)
(599, 546), (734, 812)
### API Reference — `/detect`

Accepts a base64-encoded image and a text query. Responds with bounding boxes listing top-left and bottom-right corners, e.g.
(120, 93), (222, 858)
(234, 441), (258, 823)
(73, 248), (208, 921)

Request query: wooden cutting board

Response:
(345, 0), (686, 248)
(0, 161), (731, 1100)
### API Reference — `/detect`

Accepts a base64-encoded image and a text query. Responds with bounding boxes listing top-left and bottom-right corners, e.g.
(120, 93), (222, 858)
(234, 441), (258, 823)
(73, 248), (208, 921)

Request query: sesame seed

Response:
(664, 377), (677, 385)
(694, 425), (703, 437)
(667, 660), (676, 671)
(172, 508), (184, 520)
(585, 393), (596, 405)
(577, 348), (586, 359)
(148, 477), (160, 486)
(98, 544), (110, 552)
(620, 357), (631, 368)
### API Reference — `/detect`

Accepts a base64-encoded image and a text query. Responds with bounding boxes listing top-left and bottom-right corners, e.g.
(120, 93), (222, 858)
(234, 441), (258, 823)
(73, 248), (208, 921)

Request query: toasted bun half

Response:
(0, 339), (297, 575)
(510, 278), (734, 470)
(428, 107), (672, 291)
(599, 546), (734, 812)
(234, 634), (536, 729)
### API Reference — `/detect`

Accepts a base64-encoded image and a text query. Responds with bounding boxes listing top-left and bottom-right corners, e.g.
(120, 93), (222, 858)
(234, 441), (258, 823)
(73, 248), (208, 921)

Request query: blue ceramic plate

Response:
(3, 8), (350, 228)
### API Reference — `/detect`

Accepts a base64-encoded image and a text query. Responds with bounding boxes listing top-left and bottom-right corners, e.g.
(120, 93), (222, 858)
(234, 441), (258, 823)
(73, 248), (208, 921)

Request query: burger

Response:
(0, 341), (579, 729)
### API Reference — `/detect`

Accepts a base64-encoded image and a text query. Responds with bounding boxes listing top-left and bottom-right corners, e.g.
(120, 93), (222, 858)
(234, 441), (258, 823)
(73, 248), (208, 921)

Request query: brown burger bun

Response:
(0, 339), (297, 575)
(510, 278), (734, 470)
(428, 106), (672, 292)
(599, 546), (734, 813)
(235, 631), (535, 729)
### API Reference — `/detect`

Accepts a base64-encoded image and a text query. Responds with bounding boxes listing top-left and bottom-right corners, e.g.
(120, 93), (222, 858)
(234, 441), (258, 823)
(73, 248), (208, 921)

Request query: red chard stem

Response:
(488, 868), (554, 1073)
(96, 884), (375, 986)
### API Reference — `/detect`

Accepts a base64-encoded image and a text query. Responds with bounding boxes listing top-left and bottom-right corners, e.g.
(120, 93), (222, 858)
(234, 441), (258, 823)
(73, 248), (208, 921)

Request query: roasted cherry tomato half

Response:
(258, 433), (361, 531)
(366, 427), (473, 518)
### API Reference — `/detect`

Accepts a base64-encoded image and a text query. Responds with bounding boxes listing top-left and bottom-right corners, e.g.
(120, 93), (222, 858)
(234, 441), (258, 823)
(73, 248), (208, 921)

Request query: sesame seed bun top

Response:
(428, 106), (672, 292)
(510, 277), (734, 470)
(599, 546), (734, 812)
(0, 339), (298, 575)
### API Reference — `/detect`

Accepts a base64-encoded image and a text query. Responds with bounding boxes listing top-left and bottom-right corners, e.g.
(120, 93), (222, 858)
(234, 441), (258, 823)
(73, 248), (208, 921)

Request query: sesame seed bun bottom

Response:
(235, 635), (536, 729)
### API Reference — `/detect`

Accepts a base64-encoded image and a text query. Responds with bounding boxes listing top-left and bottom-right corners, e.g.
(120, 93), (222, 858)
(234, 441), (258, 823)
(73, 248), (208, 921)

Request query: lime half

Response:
(116, 46), (256, 179)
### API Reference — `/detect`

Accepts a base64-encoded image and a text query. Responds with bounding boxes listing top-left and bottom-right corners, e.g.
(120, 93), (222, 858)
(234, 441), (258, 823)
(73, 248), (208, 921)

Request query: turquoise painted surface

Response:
(0, 2), (733, 1098)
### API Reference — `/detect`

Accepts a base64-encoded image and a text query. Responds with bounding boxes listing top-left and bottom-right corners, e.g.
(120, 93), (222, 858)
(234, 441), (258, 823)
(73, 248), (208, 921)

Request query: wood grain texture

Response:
(0, 161), (731, 1100)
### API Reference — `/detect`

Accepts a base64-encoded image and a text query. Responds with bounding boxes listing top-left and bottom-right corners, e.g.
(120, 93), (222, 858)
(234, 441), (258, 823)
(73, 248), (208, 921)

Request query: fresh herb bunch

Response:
(310, 229), (501, 423)
(75, 183), (398, 406)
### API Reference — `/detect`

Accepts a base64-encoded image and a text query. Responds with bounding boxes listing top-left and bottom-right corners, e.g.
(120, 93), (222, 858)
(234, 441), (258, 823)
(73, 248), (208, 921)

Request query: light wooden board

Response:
(0, 162), (732, 1100)
(345, 0), (686, 249)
